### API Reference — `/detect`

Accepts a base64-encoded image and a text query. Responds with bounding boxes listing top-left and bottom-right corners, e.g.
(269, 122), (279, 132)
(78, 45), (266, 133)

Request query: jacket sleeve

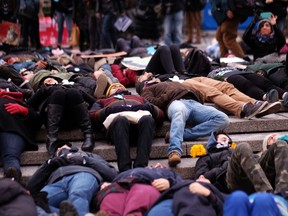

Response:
(273, 25), (286, 52)
(84, 153), (118, 182)
(26, 162), (56, 195)
(141, 86), (170, 111)
(242, 19), (256, 48)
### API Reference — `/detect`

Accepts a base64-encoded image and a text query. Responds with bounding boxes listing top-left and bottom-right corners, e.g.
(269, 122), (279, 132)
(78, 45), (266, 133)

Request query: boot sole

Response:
(255, 102), (282, 118)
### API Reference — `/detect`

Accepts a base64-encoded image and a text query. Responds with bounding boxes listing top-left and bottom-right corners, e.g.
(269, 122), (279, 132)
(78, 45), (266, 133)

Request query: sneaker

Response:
(168, 151), (181, 167)
(4, 167), (22, 183)
(282, 92), (288, 107)
(165, 132), (170, 143)
(94, 73), (108, 98)
(265, 89), (279, 103)
(59, 200), (79, 216)
(242, 101), (268, 119)
(255, 101), (282, 118)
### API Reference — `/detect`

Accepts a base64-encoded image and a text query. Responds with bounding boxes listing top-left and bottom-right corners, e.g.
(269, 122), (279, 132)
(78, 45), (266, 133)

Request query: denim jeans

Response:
(41, 172), (99, 216)
(163, 10), (184, 45)
(55, 11), (73, 46)
(0, 132), (26, 172)
(147, 199), (173, 216)
(101, 13), (117, 48)
(167, 99), (229, 155)
(223, 191), (281, 216)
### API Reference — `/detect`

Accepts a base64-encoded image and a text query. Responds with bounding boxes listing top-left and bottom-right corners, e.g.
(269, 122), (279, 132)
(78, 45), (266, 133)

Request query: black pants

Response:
(227, 73), (285, 100)
(145, 45), (186, 75)
(108, 115), (155, 172)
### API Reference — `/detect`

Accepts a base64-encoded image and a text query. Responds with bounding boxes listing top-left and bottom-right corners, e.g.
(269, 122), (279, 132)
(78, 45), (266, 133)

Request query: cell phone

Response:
(260, 12), (272, 19)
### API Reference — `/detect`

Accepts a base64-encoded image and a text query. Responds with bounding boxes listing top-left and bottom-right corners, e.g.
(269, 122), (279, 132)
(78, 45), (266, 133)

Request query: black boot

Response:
(73, 103), (95, 152)
(46, 104), (64, 155)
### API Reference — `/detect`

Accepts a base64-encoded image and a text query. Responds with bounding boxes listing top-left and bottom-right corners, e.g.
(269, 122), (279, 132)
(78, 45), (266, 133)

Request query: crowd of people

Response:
(0, 0), (288, 216)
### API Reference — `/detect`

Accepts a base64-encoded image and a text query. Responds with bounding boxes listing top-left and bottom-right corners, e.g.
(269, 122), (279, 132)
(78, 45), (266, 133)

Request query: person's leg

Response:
(259, 140), (288, 195)
(56, 11), (65, 47)
(172, 10), (184, 45)
(268, 68), (288, 91)
(100, 188), (128, 215)
(223, 191), (250, 216)
(124, 183), (161, 216)
(185, 11), (193, 43)
(251, 193), (281, 216)
(167, 100), (188, 155)
(20, 15), (29, 47)
(226, 142), (274, 194)
(67, 172), (99, 216)
(244, 73), (286, 98)
(194, 11), (202, 44)
(183, 79), (244, 117)
(133, 115), (155, 168)
(163, 14), (173, 45)
(65, 89), (95, 152)
(41, 178), (69, 208)
(0, 132), (25, 180)
(145, 45), (177, 75)
(108, 116), (132, 172)
(182, 99), (229, 140)
(221, 17), (245, 58)
(64, 13), (73, 40)
(89, 15), (97, 51)
(169, 44), (186, 74)
(101, 13), (116, 48)
(147, 199), (174, 216)
(216, 24), (228, 57)
(45, 89), (65, 152)
(227, 74), (266, 100)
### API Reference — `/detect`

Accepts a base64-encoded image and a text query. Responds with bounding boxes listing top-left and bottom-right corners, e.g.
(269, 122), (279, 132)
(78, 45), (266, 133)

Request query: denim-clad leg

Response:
(42, 172), (99, 216)
(163, 10), (184, 45)
(147, 199), (173, 216)
(0, 132), (26, 172)
(167, 100), (190, 155)
(182, 100), (229, 140)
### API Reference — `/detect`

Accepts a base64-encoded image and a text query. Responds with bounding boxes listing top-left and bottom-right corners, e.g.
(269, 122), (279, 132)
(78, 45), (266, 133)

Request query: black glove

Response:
(32, 192), (51, 213)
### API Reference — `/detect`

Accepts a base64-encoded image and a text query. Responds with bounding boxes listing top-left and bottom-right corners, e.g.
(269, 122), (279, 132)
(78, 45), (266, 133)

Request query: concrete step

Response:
(3, 103), (288, 183)
(34, 112), (288, 142)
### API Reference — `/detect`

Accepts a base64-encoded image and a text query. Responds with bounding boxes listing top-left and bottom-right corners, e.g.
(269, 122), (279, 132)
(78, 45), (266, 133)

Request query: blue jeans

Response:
(0, 132), (26, 172)
(167, 99), (229, 155)
(101, 13), (117, 48)
(163, 10), (184, 45)
(147, 199), (173, 216)
(55, 11), (73, 46)
(41, 172), (99, 216)
(223, 191), (281, 216)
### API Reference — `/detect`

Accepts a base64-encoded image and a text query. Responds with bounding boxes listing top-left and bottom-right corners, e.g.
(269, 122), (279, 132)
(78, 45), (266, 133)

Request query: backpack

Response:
(184, 48), (211, 76)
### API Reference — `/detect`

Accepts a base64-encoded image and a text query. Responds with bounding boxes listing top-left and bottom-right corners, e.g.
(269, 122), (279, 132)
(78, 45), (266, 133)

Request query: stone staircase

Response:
(1, 105), (288, 184)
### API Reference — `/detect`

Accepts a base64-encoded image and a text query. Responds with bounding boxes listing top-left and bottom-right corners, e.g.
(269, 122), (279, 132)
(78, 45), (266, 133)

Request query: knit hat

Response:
(257, 19), (272, 32)
(262, 133), (280, 151)
(105, 83), (126, 97)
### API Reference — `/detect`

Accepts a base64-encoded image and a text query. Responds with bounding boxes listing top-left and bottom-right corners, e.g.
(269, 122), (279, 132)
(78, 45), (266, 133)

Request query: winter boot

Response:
(73, 102), (95, 152)
(46, 104), (64, 154)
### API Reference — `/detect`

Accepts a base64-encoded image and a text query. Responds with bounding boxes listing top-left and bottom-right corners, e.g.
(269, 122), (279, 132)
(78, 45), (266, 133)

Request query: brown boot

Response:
(168, 151), (181, 167)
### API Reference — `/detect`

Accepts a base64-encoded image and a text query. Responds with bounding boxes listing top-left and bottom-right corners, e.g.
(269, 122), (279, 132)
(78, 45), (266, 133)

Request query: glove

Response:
(4, 103), (28, 116)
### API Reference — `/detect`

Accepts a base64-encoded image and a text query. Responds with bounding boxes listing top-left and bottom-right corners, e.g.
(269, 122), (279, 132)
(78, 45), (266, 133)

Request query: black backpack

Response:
(184, 48), (211, 76)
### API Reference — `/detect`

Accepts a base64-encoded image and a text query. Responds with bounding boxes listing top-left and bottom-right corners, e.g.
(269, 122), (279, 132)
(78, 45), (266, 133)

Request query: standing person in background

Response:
(133, 0), (162, 42)
(99, 0), (125, 49)
(51, 0), (74, 49)
(18, 0), (42, 49)
(162, 0), (185, 46)
(84, 0), (101, 52)
(212, 0), (247, 58)
(0, 0), (19, 22)
(184, 0), (206, 44)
